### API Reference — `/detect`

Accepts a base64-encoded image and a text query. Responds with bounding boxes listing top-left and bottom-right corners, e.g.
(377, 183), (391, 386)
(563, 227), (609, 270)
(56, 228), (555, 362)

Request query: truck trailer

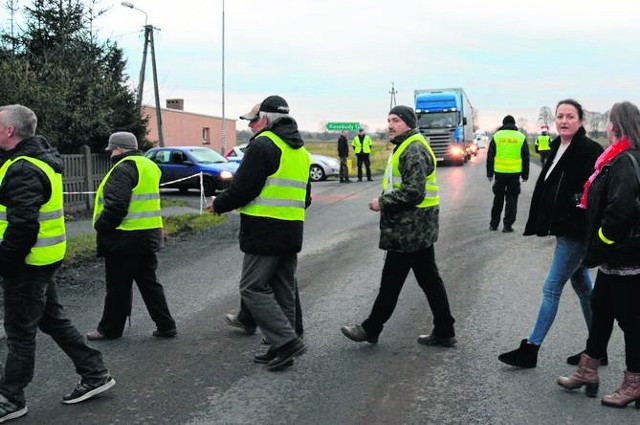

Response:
(414, 88), (475, 166)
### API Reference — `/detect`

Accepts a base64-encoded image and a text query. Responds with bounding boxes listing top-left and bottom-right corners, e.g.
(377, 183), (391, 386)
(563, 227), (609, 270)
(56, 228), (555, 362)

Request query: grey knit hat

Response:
(389, 105), (417, 129)
(106, 131), (138, 151)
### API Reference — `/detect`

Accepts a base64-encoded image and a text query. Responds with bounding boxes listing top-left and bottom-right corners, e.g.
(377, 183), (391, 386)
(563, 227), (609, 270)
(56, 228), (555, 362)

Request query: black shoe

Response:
(254, 349), (278, 364)
(357, 179), (362, 182)
(567, 350), (608, 366)
(224, 314), (256, 335)
(502, 226), (514, 233)
(417, 334), (457, 347)
(489, 225), (498, 231)
(0, 395), (27, 422)
(498, 339), (539, 368)
(367, 178), (373, 182)
(340, 325), (378, 344)
(267, 338), (306, 371)
(152, 328), (177, 338)
(345, 179), (353, 183)
(62, 376), (116, 404)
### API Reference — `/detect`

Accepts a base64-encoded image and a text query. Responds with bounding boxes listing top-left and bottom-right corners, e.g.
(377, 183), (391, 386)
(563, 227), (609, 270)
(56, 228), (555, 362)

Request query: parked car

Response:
(224, 143), (340, 182)
(145, 146), (239, 195)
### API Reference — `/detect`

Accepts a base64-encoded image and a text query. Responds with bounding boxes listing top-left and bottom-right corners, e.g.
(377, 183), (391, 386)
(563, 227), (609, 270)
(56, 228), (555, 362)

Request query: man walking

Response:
(0, 104), (115, 422)
(210, 95), (311, 370)
(86, 131), (177, 340)
(535, 126), (551, 167)
(486, 115), (529, 233)
(337, 130), (351, 183)
(352, 128), (373, 181)
(341, 105), (456, 347)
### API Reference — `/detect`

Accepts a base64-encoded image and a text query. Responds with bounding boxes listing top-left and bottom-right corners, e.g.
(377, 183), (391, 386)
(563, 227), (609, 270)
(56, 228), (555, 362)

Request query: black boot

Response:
(498, 339), (539, 368)
(567, 350), (608, 366)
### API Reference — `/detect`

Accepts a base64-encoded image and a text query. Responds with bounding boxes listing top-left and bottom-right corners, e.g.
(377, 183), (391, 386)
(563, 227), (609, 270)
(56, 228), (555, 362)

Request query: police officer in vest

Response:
(210, 95), (311, 370)
(86, 131), (177, 341)
(486, 115), (530, 232)
(341, 105), (456, 347)
(535, 126), (551, 167)
(0, 105), (115, 421)
(352, 128), (373, 181)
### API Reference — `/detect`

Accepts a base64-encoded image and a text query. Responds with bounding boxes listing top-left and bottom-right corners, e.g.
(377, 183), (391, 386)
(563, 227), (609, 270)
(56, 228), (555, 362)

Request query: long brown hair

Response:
(609, 101), (640, 148)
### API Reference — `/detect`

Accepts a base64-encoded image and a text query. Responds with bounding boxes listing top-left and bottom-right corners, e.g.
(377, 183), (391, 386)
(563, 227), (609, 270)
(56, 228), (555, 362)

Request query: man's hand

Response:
(368, 197), (380, 212)
(487, 176), (493, 183)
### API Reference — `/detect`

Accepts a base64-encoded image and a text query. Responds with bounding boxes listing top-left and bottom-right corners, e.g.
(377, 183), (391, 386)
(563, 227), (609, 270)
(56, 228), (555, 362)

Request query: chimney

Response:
(166, 98), (184, 110)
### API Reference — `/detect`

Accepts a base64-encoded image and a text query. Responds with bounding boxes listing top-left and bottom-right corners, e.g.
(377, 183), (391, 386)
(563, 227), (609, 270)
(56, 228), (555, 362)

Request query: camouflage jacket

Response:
(378, 129), (439, 252)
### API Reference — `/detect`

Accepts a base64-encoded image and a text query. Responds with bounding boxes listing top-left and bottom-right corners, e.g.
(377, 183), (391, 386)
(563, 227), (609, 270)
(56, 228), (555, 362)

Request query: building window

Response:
(202, 127), (210, 145)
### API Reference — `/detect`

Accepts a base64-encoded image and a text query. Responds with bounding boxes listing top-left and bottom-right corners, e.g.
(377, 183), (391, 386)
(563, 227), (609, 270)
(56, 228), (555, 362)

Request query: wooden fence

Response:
(62, 145), (111, 212)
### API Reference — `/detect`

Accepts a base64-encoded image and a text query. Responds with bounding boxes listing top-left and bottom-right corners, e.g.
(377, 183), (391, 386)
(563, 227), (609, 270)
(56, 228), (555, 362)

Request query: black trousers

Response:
(356, 154), (371, 180)
(586, 271), (640, 372)
(361, 246), (455, 339)
(0, 267), (108, 407)
(97, 253), (176, 337)
(490, 176), (520, 228)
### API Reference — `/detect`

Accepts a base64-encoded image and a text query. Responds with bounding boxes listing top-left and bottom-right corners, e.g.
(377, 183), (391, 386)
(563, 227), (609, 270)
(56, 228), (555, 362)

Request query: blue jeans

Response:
(527, 236), (593, 346)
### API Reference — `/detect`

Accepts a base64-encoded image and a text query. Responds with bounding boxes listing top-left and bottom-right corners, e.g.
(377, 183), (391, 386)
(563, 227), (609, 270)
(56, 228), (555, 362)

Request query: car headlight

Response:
(220, 170), (233, 179)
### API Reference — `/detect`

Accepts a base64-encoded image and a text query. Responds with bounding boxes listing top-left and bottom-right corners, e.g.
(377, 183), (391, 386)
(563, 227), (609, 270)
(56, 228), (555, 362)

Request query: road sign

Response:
(326, 122), (359, 131)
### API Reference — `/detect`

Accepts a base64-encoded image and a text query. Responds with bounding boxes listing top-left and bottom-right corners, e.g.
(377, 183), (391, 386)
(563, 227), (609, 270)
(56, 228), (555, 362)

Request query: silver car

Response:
(224, 143), (340, 182)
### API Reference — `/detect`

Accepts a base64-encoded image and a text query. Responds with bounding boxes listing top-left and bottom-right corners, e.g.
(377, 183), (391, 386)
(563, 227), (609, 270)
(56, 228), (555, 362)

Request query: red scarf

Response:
(578, 137), (632, 209)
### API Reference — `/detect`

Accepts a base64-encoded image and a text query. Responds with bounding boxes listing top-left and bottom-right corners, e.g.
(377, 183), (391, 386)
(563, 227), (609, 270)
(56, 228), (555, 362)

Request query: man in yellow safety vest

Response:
(486, 115), (530, 233)
(535, 126), (551, 167)
(352, 128), (373, 181)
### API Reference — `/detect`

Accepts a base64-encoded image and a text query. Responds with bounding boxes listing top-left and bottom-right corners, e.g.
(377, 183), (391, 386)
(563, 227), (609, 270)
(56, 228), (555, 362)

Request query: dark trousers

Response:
(339, 156), (350, 181)
(539, 151), (550, 168)
(356, 154), (371, 180)
(586, 271), (640, 372)
(0, 267), (108, 407)
(490, 176), (521, 228)
(362, 246), (455, 339)
(97, 253), (176, 337)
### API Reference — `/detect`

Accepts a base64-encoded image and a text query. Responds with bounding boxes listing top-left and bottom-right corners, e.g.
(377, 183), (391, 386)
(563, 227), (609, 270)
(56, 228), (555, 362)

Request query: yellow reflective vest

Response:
(93, 156), (163, 230)
(536, 135), (551, 151)
(239, 131), (311, 221)
(0, 156), (66, 265)
(352, 134), (372, 154)
(493, 129), (526, 173)
(382, 133), (439, 208)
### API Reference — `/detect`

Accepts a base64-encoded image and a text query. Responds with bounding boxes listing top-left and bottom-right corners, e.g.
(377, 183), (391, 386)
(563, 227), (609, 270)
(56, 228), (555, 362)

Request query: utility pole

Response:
(220, 0), (227, 155)
(148, 26), (164, 147)
(389, 82), (397, 109)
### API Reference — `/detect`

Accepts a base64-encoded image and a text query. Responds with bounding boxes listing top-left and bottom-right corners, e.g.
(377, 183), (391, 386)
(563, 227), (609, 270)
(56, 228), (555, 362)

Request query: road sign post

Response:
(326, 122), (360, 131)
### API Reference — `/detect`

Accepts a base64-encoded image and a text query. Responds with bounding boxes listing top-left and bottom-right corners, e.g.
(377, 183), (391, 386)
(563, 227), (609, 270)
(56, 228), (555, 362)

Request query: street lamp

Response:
(121, 1), (165, 147)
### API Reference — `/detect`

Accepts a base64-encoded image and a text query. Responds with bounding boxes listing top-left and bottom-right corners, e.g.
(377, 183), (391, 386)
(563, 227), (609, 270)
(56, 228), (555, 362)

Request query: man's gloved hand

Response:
(487, 176), (493, 183)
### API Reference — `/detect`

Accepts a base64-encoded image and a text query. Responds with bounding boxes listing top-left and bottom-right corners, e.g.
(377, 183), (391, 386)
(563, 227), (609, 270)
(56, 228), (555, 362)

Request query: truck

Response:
(414, 88), (475, 166)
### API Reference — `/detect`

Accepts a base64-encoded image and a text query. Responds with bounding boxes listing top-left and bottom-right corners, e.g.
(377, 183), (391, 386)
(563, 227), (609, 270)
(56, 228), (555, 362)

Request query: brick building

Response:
(142, 99), (236, 154)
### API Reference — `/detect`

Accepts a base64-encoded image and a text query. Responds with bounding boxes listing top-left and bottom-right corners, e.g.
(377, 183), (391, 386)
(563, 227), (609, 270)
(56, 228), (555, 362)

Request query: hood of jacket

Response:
(4, 136), (63, 173)
(261, 116), (304, 149)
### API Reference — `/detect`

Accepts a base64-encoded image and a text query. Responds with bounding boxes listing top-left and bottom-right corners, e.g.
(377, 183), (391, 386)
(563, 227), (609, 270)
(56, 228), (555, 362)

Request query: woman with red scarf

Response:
(558, 101), (640, 408)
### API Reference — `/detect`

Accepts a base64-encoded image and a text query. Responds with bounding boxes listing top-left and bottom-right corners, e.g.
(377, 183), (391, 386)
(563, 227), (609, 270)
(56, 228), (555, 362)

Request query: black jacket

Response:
(524, 127), (603, 239)
(94, 151), (163, 257)
(0, 136), (63, 277)
(486, 123), (530, 180)
(213, 116), (312, 255)
(337, 135), (349, 158)
(583, 149), (640, 267)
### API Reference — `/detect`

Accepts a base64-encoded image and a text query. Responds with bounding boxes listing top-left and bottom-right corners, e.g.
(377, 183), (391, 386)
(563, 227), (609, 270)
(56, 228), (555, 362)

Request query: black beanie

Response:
(502, 115), (516, 125)
(389, 105), (417, 129)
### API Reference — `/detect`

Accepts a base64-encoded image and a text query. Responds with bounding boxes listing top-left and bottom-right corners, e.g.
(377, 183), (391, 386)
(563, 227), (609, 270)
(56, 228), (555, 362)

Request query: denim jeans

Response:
(527, 236), (593, 346)
(0, 267), (109, 407)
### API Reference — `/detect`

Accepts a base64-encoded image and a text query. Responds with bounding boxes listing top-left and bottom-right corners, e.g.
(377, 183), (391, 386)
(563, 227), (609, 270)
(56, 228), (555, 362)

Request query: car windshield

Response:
(189, 148), (227, 164)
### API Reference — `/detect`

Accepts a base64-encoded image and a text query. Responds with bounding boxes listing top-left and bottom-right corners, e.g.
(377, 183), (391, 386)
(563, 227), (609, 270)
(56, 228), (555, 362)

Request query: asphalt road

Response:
(8, 149), (639, 424)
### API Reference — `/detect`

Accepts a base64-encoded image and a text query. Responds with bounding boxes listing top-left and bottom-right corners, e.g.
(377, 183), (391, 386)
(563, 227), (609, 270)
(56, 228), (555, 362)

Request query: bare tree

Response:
(537, 106), (554, 128)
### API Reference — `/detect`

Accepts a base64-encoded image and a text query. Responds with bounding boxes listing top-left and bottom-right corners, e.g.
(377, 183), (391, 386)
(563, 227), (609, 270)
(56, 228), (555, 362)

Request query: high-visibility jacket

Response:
(352, 134), (372, 154)
(0, 156), (66, 265)
(383, 133), (439, 208)
(239, 131), (311, 221)
(493, 129), (526, 173)
(93, 156), (163, 230)
(536, 135), (551, 151)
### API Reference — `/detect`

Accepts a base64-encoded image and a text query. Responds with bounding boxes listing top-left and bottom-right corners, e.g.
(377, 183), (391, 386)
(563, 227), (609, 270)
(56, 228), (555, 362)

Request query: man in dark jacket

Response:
(486, 115), (530, 233)
(0, 105), (115, 422)
(211, 95), (311, 370)
(341, 105), (456, 347)
(86, 132), (176, 341)
(337, 130), (351, 183)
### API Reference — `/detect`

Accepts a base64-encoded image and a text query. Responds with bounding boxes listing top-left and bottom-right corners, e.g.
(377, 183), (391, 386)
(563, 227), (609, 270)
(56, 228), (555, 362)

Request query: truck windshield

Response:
(417, 112), (459, 128)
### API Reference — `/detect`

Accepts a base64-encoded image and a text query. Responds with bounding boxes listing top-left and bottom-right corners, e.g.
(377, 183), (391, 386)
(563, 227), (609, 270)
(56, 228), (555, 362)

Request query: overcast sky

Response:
(13, 0), (640, 133)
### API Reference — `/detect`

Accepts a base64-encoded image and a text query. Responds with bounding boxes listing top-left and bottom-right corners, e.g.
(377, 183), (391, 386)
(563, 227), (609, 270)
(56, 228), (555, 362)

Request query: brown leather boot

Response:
(601, 371), (640, 408)
(557, 353), (600, 397)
